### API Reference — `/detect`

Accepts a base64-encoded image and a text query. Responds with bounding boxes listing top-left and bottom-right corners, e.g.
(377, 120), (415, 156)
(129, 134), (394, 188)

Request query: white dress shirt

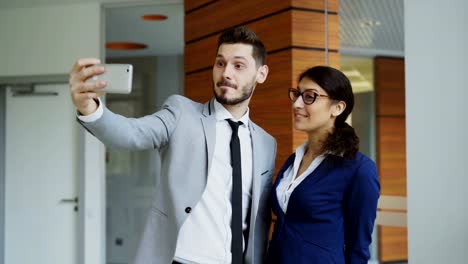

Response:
(276, 142), (326, 213)
(78, 98), (253, 264)
(174, 99), (253, 264)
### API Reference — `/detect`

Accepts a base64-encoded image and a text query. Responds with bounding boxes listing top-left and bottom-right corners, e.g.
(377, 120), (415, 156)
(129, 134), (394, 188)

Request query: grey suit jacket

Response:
(80, 95), (277, 264)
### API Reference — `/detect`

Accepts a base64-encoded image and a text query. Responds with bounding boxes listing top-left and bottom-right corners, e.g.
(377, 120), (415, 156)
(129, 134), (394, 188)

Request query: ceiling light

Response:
(106, 42), (147, 50)
(343, 69), (361, 77)
(360, 20), (381, 28)
(142, 14), (168, 21)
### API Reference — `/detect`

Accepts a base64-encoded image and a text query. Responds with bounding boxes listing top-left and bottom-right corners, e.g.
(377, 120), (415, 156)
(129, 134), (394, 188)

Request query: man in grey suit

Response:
(69, 27), (276, 264)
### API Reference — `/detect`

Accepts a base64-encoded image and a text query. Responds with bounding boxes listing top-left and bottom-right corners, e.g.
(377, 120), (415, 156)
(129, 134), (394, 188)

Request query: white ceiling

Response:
(105, 2), (184, 58)
(340, 0), (404, 94)
(103, 0), (404, 58)
(340, 0), (404, 57)
(1, 0), (403, 59)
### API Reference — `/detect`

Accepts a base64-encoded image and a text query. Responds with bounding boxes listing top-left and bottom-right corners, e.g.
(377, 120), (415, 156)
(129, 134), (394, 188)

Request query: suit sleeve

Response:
(343, 159), (380, 264)
(78, 95), (182, 150)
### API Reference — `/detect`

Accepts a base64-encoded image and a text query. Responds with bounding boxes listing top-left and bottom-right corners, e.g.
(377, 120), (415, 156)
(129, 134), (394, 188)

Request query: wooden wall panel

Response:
(292, 49), (340, 87)
(292, 0), (339, 13)
(377, 118), (407, 196)
(292, 11), (339, 50)
(375, 57), (405, 116)
(250, 50), (293, 169)
(185, 0), (214, 12)
(185, 11), (292, 73)
(375, 57), (407, 262)
(184, 36), (217, 73)
(185, 10), (339, 74)
(184, 69), (212, 103)
(379, 226), (408, 262)
(185, 0), (291, 42)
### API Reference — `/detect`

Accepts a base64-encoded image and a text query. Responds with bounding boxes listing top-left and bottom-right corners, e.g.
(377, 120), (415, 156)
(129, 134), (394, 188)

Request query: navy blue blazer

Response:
(266, 152), (380, 264)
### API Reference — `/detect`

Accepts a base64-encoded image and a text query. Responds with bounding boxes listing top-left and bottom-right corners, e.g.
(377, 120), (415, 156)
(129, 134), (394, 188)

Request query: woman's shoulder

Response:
(355, 152), (375, 166)
(328, 152), (377, 180)
(339, 151), (375, 167)
(350, 152), (379, 183)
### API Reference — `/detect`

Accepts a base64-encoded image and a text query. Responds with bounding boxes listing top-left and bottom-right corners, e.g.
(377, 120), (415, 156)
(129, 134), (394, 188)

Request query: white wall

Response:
(0, 3), (105, 264)
(0, 3), (101, 77)
(0, 89), (4, 263)
(405, 0), (468, 263)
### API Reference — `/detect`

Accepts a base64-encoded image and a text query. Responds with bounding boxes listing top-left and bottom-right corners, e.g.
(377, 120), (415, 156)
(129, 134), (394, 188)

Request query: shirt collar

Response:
(213, 99), (250, 127)
(295, 141), (328, 159)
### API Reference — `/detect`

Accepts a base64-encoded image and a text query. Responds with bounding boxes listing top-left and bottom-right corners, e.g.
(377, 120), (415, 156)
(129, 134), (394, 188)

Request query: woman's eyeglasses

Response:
(288, 88), (329, 105)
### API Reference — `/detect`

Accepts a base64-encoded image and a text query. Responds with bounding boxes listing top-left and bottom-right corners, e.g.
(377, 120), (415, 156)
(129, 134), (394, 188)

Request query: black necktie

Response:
(226, 119), (243, 264)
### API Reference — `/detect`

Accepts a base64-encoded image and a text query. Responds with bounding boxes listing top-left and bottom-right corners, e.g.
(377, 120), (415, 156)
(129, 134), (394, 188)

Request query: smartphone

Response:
(86, 64), (133, 94)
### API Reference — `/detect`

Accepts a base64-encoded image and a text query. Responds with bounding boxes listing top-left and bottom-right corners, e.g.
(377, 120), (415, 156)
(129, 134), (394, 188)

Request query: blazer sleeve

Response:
(78, 94), (182, 150)
(343, 158), (380, 264)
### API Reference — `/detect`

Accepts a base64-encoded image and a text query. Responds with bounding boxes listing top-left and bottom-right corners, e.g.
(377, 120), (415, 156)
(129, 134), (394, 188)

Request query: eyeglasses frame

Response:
(288, 88), (329, 105)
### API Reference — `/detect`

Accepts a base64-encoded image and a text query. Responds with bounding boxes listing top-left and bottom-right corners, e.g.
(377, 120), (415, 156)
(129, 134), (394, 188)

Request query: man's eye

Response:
(216, 61), (225, 67)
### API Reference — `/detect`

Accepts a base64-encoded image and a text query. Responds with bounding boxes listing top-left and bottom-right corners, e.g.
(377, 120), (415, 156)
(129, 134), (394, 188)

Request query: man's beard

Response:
(213, 79), (256, 105)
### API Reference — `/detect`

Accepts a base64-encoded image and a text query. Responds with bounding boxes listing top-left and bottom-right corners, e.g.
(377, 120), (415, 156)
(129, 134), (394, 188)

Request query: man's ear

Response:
(332, 101), (346, 117)
(256, 65), (269, 84)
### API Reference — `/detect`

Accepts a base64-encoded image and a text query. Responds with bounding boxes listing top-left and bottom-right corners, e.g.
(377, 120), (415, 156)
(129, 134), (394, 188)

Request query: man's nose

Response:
(222, 64), (234, 79)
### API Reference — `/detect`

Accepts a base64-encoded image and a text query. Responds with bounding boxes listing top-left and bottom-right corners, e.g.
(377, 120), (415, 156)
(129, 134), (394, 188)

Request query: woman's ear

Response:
(332, 101), (346, 117)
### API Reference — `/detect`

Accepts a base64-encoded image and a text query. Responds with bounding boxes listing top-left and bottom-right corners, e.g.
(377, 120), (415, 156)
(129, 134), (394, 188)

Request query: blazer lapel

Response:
(201, 99), (217, 174)
(249, 123), (264, 214)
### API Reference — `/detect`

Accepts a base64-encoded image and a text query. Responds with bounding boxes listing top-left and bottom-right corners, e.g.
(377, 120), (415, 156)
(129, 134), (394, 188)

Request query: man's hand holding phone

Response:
(69, 58), (133, 116)
(69, 58), (106, 115)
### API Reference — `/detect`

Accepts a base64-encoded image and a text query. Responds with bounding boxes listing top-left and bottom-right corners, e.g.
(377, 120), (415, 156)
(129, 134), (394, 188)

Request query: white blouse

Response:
(276, 142), (326, 213)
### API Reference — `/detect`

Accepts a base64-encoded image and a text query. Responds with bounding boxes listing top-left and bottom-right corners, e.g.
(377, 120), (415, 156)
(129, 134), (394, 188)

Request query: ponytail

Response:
(322, 121), (359, 159)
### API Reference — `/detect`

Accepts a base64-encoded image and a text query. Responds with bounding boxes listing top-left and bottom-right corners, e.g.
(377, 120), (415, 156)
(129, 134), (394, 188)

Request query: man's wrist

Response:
(78, 99), (99, 116)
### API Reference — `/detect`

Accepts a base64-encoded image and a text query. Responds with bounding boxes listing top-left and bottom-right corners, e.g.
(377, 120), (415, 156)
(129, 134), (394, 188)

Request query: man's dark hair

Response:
(217, 26), (267, 66)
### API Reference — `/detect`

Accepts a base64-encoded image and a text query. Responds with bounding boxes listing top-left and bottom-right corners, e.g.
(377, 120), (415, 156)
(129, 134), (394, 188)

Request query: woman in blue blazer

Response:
(266, 66), (380, 264)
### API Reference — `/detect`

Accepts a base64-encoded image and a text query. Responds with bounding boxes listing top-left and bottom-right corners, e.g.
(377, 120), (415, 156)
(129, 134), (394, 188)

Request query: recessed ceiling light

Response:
(360, 20), (381, 28)
(142, 14), (168, 21)
(106, 42), (147, 50)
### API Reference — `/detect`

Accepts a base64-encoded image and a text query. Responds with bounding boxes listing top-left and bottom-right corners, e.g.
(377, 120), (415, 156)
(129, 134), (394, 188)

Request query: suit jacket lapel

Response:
(249, 123), (264, 213)
(201, 98), (216, 175)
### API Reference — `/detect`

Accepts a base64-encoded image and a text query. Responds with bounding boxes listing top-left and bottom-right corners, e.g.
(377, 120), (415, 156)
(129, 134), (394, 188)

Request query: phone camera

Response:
(126, 69), (129, 72)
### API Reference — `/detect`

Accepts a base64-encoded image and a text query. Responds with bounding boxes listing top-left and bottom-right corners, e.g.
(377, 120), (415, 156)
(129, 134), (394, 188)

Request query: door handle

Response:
(60, 197), (78, 204)
(60, 197), (79, 212)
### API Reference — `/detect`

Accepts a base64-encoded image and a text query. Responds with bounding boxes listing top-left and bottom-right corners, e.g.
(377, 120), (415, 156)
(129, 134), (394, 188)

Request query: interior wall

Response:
(406, 0), (468, 263)
(156, 55), (184, 108)
(0, 88), (5, 264)
(0, 3), (101, 77)
(353, 92), (376, 160)
(0, 3), (105, 264)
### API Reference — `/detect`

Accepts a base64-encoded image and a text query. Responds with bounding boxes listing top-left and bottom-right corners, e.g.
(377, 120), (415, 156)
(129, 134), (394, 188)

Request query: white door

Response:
(4, 84), (79, 264)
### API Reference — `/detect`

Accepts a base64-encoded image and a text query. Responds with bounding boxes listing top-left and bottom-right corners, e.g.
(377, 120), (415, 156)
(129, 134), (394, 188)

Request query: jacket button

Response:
(185, 207), (192, 213)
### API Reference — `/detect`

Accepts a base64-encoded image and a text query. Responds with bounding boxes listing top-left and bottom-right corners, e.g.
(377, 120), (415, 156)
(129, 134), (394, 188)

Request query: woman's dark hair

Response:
(298, 65), (359, 159)
(217, 26), (267, 66)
